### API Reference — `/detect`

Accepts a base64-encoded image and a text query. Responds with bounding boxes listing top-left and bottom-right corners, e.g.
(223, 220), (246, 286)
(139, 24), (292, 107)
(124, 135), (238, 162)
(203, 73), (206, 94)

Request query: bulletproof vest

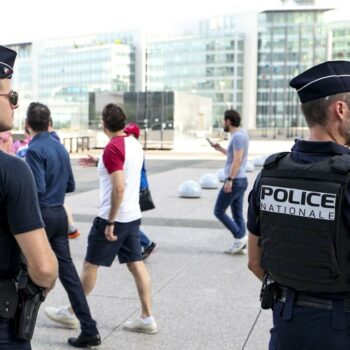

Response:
(260, 152), (350, 293)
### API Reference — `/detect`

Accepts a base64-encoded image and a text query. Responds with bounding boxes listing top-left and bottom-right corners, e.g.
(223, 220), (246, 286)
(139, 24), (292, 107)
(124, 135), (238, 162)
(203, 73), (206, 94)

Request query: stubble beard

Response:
(343, 117), (350, 146)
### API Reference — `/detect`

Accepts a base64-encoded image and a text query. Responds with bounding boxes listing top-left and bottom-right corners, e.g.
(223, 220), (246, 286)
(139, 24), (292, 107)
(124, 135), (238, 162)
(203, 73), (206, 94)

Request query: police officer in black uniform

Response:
(0, 46), (58, 349)
(248, 61), (350, 350)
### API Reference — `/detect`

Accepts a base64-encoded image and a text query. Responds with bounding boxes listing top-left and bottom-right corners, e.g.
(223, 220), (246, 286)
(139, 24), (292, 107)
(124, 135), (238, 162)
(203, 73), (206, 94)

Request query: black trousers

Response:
(270, 301), (350, 350)
(41, 206), (98, 336)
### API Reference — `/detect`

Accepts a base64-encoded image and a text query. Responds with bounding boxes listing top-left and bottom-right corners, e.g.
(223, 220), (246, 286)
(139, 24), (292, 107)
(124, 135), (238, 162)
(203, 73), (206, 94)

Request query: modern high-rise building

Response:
(147, 16), (245, 127)
(256, 7), (331, 137)
(7, 1), (347, 140)
(9, 30), (141, 131)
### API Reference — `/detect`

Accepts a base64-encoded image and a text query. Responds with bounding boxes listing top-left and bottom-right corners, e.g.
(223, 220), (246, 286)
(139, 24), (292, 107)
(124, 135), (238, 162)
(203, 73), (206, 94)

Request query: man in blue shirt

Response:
(248, 61), (350, 349)
(212, 109), (249, 254)
(26, 102), (101, 348)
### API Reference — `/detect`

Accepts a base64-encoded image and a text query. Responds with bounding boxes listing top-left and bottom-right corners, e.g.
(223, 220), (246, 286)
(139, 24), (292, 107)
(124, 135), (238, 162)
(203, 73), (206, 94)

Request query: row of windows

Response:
(259, 37), (327, 51)
(196, 79), (243, 90)
(261, 11), (324, 25)
(150, 50), (244, 63)
(258, 50), (327, 62)
(259, 25), (326, 36)
(149, 58), (242, 68)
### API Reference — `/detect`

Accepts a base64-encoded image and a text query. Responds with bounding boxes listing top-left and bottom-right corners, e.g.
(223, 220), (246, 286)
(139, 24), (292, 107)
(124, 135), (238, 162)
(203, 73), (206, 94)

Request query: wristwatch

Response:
(106, 220), (115, 226)
(226, 177), (233, 182)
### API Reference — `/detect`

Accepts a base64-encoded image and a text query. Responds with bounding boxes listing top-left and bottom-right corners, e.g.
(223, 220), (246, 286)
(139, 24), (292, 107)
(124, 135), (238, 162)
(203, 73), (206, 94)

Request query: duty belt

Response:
(276, 286), (350, 312)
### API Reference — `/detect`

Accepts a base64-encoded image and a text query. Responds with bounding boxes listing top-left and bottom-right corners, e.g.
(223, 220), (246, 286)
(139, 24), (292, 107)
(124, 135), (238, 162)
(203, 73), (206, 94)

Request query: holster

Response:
(15, 268), (46, 341)
(260, 274), (276, 310)
(0, 279), (18, 319)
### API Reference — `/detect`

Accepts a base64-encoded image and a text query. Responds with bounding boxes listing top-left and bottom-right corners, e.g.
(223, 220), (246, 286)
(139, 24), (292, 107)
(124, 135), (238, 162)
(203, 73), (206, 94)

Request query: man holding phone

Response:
(211, 109), (249, 254)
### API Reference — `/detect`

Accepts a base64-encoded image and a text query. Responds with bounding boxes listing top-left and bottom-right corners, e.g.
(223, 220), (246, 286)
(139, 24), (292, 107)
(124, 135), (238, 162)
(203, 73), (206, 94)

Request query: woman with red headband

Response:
(124, 123), (158, 260)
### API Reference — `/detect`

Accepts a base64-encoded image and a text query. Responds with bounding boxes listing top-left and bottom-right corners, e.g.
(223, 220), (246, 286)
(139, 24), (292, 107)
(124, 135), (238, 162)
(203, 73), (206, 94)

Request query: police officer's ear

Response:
(333, 100), (348, 121)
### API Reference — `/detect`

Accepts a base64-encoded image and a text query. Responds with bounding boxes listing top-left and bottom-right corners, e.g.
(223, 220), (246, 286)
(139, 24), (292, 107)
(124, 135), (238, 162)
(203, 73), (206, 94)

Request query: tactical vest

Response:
(260, 152), (350, 293)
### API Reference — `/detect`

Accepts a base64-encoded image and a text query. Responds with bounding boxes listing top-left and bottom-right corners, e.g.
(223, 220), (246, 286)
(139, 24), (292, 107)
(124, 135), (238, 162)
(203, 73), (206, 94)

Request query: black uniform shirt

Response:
(0, 151), (44, 279)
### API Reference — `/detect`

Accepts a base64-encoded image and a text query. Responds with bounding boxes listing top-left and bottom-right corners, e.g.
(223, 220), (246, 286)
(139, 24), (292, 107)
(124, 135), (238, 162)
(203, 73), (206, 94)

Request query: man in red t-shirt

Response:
(49, 104), (158, 335)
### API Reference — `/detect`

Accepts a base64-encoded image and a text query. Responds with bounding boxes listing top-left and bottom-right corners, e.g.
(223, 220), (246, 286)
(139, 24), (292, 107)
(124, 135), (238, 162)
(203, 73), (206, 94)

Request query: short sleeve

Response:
(5, 158), (44, 235)
(102, 138), (125, 174)
(232, 133), (244, 151)
(247, 172), (262, 236)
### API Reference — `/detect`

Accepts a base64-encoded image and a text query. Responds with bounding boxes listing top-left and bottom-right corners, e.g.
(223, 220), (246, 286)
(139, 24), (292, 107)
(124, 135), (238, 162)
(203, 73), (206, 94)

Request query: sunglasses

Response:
(0, 90), (18, 106)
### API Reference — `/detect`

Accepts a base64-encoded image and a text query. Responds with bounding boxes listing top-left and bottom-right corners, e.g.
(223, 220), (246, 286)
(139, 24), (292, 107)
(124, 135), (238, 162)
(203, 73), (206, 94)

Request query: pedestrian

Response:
(48, 115), (81, 239)
(0, 130), (14, 154)
(248, 60), (350, 350)
(15, 127), (31, 159)
(0, 46), (58, 349)
(25, 102), (101, 348)
(124, 122), (158, 260)
(211, 109), (249, 254)
(56, 103), (158, 334)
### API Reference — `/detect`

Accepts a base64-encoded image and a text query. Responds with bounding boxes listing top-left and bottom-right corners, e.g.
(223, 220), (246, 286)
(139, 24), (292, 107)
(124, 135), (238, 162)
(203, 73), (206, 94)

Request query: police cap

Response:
(0, 45), (16, 79)
(289, 60), (350, 103)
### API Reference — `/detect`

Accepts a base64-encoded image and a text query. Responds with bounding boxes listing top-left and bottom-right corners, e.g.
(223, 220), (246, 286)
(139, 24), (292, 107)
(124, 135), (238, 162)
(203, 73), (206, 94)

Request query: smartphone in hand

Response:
(206, 137), (214, 147)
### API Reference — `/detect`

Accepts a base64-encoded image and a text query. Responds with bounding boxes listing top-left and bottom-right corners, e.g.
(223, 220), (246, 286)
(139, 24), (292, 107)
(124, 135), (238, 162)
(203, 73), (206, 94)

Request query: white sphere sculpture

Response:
(199, 173), (219, 189)
(216, 168), (226, 182)
(246, 161), (255, 173)
(178, 180), (202, 198)
(253, 154), (269, 167)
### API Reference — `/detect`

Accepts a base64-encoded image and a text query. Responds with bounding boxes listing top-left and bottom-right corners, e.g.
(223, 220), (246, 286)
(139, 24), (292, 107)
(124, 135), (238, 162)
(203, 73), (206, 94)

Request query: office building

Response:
(7, 1), (346, 142)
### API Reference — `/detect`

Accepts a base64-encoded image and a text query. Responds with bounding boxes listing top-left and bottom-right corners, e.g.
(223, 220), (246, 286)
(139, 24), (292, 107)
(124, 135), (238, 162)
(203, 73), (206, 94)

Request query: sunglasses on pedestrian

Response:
(0, 90), (18, 106)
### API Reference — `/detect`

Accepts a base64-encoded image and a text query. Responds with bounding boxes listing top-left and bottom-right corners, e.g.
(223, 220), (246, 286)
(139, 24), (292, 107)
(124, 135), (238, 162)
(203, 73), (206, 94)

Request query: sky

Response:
(1, 0), (274, 44)
(1, 0), (348, 44)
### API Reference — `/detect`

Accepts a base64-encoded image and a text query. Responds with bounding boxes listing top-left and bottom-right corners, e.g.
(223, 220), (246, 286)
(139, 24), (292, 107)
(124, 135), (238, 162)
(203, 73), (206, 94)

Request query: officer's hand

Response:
(105, 225), (117, 241)
(223, 180), (233, 193)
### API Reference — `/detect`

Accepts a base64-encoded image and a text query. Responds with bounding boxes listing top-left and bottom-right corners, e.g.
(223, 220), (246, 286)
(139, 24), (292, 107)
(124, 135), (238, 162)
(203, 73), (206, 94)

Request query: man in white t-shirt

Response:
(47, 104), (158, 335)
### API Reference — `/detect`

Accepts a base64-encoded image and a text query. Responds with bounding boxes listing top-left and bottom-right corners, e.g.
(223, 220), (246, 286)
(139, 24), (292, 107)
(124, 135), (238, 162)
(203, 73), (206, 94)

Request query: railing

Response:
(63, 136), (91, 153)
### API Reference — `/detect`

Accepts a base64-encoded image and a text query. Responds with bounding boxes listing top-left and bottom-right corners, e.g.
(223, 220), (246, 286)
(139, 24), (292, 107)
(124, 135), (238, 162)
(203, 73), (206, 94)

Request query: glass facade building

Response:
(8, 4), (346, 137)
(9, 31), (138, 131)
(147, 16), (244, 127)
(329, 21), (350, 60)
(257, 9), (329, 135)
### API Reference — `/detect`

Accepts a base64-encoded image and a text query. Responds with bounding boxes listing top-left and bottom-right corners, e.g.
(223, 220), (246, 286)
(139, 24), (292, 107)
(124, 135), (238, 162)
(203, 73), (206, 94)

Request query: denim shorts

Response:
(85, 217), (142, 266)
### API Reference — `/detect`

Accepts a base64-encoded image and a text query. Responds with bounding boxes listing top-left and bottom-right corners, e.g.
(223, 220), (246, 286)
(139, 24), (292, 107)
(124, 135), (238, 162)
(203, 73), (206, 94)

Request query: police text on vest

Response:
(260, 185), (336, 221)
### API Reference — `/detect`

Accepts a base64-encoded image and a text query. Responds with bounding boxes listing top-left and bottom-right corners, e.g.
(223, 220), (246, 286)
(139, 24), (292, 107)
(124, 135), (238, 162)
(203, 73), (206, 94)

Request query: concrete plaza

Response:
(31, 139), (294, 350)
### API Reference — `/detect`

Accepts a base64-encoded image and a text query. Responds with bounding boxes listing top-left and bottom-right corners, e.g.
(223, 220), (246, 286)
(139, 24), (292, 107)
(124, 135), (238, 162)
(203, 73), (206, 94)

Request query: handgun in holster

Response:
(260, 273), (276, 310)
(15, 267), (46, 342)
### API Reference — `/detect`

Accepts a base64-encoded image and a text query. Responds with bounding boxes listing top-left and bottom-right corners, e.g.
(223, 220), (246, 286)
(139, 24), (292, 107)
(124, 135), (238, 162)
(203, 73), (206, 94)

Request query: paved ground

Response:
(31, 140), (292, 350)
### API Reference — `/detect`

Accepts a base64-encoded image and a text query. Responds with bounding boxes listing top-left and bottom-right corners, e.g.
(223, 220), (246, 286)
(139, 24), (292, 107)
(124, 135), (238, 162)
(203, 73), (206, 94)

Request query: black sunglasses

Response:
(0, 90), (18, 106)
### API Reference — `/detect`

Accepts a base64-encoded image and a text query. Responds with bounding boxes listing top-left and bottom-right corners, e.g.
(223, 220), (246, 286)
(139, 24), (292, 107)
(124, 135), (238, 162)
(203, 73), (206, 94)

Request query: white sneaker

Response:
(225, 236), (247, 254)
(123, 316), (158, 334)
(45, 306), (79, 329)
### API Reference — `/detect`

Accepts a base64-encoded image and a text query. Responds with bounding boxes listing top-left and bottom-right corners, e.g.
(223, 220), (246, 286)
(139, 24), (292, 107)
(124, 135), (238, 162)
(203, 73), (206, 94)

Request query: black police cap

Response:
(0, 45), (16, 79)
(289, 60), (350, 103)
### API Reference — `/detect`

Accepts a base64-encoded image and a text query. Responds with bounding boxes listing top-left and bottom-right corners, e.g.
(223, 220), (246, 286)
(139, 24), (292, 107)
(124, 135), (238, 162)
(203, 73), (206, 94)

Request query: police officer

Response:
(248, 61), (350, 349)
(0, 46), (58, 349)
